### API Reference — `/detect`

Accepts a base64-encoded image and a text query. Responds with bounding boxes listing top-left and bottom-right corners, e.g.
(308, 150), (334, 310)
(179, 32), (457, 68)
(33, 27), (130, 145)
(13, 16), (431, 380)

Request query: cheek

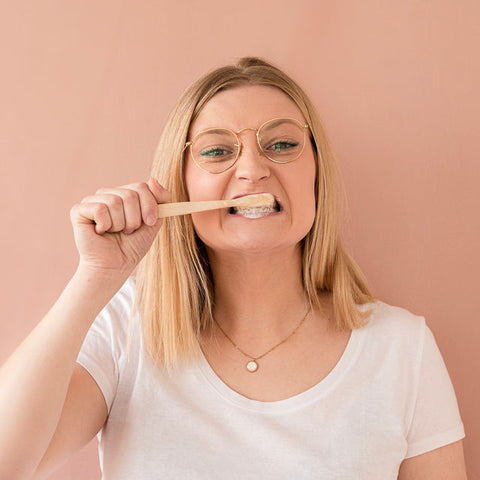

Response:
(183, 157), (197, 200)
(184, 158), (225, 241)
(300, 180), (317, 231)
(184, 157), (214, 202)
(289, 159), (317, 232)
(290, 159), (316, 204)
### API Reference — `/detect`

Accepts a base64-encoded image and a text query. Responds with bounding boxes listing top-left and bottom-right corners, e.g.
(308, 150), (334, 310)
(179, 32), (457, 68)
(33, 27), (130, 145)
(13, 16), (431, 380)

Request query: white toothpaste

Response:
(232, 206), (277, 218)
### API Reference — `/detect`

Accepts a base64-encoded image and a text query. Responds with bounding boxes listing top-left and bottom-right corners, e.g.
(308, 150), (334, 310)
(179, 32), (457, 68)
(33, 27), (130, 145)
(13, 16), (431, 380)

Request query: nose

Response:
(234, 132), (270, 182)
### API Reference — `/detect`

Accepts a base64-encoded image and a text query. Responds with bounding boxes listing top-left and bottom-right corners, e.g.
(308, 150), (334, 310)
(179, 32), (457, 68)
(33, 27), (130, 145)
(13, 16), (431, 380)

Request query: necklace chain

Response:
(212, 305), (311, 372)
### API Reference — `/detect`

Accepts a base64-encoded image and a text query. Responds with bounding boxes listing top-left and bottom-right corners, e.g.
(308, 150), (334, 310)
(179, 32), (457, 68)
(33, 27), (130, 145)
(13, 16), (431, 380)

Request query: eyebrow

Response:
(194, 128), (231, 136)
(261, 118), (287, 129)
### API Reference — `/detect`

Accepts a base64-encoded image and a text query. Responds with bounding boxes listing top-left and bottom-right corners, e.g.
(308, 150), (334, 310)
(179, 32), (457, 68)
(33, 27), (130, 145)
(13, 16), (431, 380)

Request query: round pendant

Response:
(246, 360), (258, 372)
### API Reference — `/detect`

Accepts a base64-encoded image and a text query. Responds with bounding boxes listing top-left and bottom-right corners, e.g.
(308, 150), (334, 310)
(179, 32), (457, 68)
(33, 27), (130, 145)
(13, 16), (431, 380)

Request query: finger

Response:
(149, 178), (172, 223)
(81, 193), (127, 233)
(116, 189), (142, 234)
(100, 188), (143, 234)
(148, 178), (172, 204)
(118, 181), (164, 227)
(71, 202), (113, 235)
(118, 179), (171, 227)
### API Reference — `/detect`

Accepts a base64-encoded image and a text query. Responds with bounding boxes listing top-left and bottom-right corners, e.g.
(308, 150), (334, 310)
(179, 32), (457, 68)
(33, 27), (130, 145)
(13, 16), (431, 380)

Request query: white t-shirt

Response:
(77, 277), (465, 479)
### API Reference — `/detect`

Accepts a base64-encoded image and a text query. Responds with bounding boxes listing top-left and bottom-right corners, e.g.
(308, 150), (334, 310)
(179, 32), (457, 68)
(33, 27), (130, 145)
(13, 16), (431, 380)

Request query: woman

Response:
(0, 57), (466, 479)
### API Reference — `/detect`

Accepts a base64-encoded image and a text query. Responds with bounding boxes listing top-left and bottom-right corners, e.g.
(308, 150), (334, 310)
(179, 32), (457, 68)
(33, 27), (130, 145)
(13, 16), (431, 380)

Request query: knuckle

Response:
(123, 189), (138, 202)
(93, 203), (108, 216)
(109, 195), (123, 207)
(133, 181), (148, 190)
(69, 204), (80, 219)
(127, 213), (142, 228)
(80, 195), (93, 204)
(126, 221), (141, 233)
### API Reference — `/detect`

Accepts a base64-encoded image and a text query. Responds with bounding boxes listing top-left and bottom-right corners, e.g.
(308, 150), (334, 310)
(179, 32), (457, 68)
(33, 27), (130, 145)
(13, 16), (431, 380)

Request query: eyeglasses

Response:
(183, 117), (310, 174)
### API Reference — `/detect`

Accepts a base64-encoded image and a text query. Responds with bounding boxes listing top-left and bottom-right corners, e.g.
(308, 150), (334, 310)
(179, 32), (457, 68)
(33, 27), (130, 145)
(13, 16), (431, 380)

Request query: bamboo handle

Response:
(156, 193), (275, 218)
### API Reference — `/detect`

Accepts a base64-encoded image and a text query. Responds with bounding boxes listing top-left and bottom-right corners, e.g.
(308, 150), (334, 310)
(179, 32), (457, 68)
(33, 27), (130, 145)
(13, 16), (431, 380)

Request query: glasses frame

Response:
(183, 117), (310, 174)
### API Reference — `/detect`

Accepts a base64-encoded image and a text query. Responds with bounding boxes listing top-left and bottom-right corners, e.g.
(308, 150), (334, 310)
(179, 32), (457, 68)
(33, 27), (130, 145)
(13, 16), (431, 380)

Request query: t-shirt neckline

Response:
(194, 320), (367, 414)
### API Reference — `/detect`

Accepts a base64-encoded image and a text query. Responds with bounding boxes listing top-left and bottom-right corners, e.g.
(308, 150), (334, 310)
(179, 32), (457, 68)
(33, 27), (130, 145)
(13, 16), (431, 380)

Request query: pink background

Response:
(1, 1), (478, 478)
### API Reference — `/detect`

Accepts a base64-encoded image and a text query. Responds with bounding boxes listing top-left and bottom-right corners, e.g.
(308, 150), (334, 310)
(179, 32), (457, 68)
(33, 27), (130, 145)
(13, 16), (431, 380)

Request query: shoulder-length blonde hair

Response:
(134, 57), (375, 371)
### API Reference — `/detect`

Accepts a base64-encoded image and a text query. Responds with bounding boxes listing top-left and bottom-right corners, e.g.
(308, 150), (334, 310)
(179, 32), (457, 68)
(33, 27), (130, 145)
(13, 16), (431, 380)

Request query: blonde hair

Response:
(135, 57), (375, 371)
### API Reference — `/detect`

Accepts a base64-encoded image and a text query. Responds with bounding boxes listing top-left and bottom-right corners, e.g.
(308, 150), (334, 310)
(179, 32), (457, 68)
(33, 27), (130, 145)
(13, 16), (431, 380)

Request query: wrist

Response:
(74, 262), (131, 286)
(70, 264), (130, 307)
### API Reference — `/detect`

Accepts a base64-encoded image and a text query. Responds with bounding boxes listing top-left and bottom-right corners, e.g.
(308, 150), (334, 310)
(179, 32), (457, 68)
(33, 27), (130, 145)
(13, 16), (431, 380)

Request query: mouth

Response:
(228, 195), (282, 218)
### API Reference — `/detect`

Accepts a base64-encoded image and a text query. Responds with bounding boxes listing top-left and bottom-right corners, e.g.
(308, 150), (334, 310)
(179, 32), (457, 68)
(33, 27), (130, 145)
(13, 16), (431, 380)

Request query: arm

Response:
(32, 364), (108, 480)
(0, 178), (169, 480)
(398, 440), (467, 480)
(398, 322), (467, 480)
(0, 270), (121, 480)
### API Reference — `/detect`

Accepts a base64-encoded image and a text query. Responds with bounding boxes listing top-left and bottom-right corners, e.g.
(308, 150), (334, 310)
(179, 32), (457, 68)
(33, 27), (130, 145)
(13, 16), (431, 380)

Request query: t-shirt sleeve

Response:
(76, 277), (134, 413)
(404, 324), (465, 458)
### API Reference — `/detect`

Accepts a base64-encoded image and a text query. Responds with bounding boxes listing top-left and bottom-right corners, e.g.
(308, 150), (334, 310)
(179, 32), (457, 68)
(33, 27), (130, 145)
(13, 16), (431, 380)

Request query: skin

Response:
(185, 87), (317, 255)
(184, 85), (468, 478)
(184, 85), (318, 344)
(0, 85), (466, 479)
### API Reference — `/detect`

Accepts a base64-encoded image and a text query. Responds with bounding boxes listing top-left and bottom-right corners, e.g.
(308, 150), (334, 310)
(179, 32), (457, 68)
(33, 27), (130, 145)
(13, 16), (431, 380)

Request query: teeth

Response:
(232, 206), (276, 218)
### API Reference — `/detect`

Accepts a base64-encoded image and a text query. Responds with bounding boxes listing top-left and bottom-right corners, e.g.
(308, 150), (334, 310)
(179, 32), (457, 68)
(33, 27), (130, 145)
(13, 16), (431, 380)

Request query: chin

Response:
(206, 233), (296, 256)
(195, 219), (310, 256)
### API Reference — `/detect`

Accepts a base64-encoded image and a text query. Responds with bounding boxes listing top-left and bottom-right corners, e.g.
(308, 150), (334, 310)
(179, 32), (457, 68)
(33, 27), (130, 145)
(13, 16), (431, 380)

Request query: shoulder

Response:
(359, 299), (426, 338)
(355, 300), (428, 366)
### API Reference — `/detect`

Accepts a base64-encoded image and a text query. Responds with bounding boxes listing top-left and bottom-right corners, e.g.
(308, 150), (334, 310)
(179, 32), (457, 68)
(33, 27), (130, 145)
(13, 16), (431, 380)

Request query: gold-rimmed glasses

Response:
(183, 117), (310, 174)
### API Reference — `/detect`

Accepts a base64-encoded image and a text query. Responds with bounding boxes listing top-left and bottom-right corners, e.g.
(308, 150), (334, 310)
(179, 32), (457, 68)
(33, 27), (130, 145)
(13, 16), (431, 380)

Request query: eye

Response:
(266, 140), (299, 152)
(201, 147), (226, 157)
(200, 146), (234, 158)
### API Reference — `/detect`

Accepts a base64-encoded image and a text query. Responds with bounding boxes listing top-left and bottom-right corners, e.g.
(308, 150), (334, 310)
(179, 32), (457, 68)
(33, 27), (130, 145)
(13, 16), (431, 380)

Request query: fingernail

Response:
(147, 215), (156, 225)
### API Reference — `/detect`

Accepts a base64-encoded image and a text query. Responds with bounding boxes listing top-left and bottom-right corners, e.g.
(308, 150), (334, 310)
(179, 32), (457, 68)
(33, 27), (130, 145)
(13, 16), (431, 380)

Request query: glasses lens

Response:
(258, 119), (306, 163)
(191, 129), (239, 173)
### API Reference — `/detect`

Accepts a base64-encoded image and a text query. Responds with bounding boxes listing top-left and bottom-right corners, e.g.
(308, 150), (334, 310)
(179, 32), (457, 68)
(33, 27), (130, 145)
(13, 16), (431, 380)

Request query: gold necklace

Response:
(212, 305), (311, 373)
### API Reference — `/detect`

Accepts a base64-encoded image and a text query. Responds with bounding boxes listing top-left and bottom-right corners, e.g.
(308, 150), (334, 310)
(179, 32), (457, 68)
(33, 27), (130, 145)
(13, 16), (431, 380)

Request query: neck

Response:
(206, 245), (309, 343)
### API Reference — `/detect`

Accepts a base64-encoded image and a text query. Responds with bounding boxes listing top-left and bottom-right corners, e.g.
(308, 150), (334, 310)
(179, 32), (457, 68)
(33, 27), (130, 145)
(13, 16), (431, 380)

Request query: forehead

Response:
(189, 85), (305, 135)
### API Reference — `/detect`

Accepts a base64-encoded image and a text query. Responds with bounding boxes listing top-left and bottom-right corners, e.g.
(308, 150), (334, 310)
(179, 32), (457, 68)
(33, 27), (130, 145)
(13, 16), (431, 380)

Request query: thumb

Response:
(148, 177), (171, 204)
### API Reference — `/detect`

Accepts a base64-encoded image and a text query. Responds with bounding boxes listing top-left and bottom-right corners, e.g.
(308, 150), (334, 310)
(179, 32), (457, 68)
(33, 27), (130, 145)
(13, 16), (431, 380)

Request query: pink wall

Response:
(1, 1), (478, 478)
